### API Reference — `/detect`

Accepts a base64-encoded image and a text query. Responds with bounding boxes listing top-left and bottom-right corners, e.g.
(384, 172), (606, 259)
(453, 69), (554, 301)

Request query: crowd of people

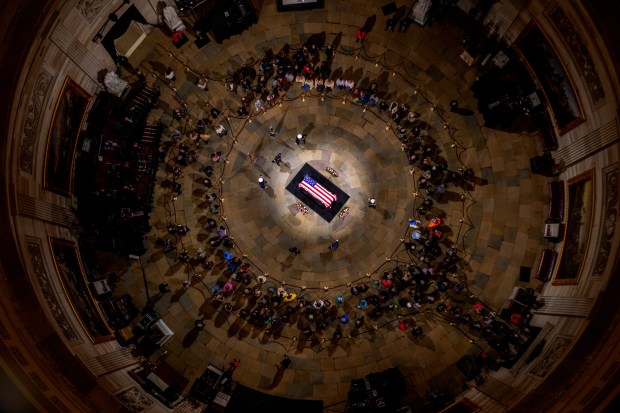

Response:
(220, 38), (387, 117)
(151, 34), (532, 369)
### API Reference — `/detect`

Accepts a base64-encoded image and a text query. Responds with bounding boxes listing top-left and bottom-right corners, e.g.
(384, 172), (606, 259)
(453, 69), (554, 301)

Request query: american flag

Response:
(298, 174), (337, 208)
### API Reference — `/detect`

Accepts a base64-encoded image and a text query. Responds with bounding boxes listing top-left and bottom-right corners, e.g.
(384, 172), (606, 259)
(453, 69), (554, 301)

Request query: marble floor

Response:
(111, 0), (550, 409)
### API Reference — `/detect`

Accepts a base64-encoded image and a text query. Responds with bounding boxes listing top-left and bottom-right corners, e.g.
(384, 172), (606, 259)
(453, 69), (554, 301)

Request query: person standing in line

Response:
(399, 17), (413, 32)
(356, 27), (367, 43)
(258, 175), (267, 188)
(295, 133), (306, 146)
(325, 45), (334, 60)
(436, 183), (447, 200)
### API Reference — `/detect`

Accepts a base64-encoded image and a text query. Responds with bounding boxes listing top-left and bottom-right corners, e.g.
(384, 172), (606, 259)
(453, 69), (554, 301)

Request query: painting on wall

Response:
(516, 24), (584, 135)
(49, 237), (113, 343)
(43, 77), (90, 196)
(553, 170), (594, 285)
(547, 5), (605, 106)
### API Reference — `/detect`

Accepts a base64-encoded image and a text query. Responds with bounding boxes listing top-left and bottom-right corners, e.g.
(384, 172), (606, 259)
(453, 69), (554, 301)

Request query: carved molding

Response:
(529, 336), (573, 378)
(9, 346), (29, 366)
(0, 319), (10, 340)
(49, 395), (71, 413)
(75, 0), (111, 23)
(555, 120), (619, 168)
(114, 386), (154, 412)
(592, 164), (619, 277)
(81, 347), (139, 376)
(20, 69), (54, 174)
(29, 371), (50, 392)
(548, 5), (605, 105)
(532, 296), (595, 318)
(50, 23), (107, 85)
(17, 193), (76, 227)
(26, 241), (80, 342)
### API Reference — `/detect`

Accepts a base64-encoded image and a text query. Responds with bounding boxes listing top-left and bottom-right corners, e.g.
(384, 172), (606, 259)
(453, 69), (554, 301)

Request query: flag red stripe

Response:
(309, 182), (337, 202)
(299, 182), (333, 206)
(299, 181), (337, 207)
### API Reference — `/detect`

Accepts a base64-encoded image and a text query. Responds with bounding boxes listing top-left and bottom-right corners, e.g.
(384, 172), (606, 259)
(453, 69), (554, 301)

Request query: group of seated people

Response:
(184, 231), (527, 362)
(148, 34), (531, 366)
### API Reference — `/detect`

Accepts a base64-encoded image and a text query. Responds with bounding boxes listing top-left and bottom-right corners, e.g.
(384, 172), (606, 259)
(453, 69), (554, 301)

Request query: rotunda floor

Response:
(115, 1), (550, 407)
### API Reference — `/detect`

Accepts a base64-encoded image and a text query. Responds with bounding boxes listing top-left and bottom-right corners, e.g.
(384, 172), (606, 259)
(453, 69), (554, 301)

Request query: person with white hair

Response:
(165, 67), (176, 81)
(295, 133), (306, 145)
(215, 124), (227, 136)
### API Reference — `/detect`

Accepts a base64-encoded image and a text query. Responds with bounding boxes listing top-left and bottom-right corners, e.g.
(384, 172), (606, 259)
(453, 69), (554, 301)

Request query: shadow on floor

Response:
(182, 326), (201, 348)
(268, 365), (286, 390)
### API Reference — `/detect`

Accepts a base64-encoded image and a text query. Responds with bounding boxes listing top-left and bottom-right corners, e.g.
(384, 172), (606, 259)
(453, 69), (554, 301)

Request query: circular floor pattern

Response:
(153, 95), (472, 404)
(222, 101), (427, 285)
(135, 6), (549, 406)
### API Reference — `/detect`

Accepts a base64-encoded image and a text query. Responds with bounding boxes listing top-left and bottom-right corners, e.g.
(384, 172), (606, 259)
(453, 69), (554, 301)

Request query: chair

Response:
(535, 248), (558, 282)
(546, 180), (565, 223)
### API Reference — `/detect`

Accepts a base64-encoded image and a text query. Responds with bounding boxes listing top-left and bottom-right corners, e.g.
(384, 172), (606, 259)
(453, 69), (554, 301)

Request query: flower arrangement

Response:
(339, 206), (350, 220)
(325, 166), (339, 177)
(295, 202), (308, 215)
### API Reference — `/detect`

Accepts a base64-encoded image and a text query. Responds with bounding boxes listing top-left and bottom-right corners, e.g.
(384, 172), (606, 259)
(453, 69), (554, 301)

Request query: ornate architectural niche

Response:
(591, 163), (619, 278)
(529, 335), (573, 378)
(75, 0), (112, 23)
(114, 386), (155, 412)
(19, 69), (55, 175)
(26, 237), (81, 343)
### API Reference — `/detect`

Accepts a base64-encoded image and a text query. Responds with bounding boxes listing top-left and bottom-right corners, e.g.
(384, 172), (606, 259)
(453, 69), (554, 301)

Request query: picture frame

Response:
(43, 77), (91, 196)
(553, 170), (595, 285)
(516, 23), (585, 135)
(49, 237), (114, 343)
